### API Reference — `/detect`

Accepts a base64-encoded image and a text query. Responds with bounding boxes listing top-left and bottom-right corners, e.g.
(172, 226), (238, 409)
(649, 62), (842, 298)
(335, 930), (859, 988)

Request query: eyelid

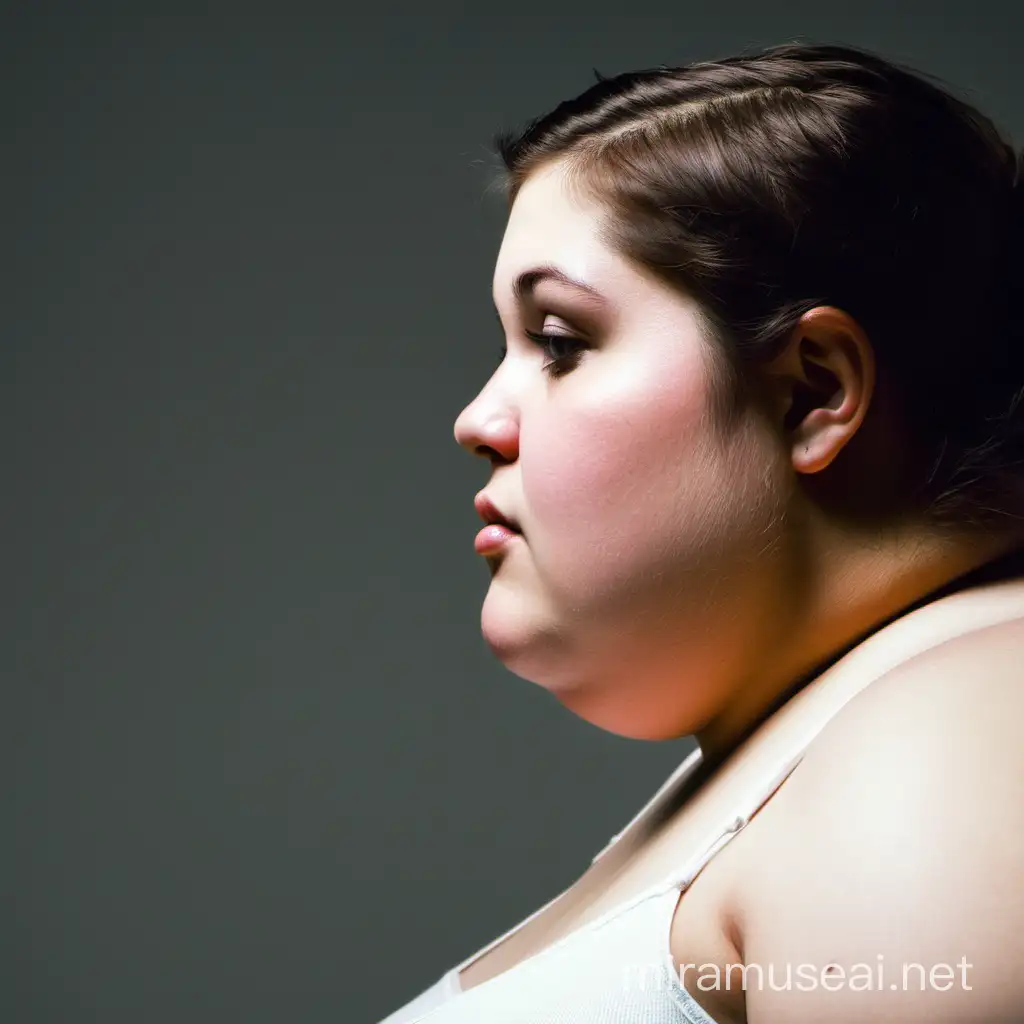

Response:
(523, 327), (584, 347)
(494, 303), (593, 334)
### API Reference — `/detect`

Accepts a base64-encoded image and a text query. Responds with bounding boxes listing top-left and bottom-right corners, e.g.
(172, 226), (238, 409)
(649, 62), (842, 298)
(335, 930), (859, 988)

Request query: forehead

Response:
(492, 162), (619, 305)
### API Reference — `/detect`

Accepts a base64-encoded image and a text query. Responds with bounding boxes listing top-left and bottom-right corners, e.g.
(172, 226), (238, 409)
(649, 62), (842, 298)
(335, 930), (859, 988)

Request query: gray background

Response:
(6, 6), (1022, 1023)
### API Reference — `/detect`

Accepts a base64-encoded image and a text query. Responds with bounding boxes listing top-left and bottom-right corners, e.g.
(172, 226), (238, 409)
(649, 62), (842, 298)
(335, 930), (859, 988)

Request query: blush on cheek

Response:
(520, 380), (716, 608)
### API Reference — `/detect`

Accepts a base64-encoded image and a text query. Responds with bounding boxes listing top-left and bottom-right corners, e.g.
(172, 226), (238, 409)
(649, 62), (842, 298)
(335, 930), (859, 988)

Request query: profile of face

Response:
(454, 160), (798, 740)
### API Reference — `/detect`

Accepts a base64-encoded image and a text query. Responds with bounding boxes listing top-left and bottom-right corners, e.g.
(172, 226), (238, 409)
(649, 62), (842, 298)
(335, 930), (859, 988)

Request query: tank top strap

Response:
(590, 745), (704, 865)
(654, 751), (807, 893)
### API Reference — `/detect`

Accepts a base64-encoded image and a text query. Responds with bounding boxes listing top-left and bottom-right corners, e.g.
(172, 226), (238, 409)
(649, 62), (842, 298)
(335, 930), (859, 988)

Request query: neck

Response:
(694, 519), (1024, 769)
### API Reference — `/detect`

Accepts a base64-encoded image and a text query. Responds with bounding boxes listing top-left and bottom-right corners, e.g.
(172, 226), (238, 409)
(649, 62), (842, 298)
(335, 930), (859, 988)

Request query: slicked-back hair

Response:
(491, 42), (1024, 532)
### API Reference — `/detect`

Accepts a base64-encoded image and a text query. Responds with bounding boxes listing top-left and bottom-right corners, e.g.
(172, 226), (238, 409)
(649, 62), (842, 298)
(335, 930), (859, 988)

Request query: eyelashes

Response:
(495, 330), (588, 378)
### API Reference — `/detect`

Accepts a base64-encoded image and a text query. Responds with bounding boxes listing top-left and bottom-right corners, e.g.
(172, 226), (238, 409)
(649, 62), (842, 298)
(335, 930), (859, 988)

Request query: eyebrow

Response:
(508, 265), (608, 306)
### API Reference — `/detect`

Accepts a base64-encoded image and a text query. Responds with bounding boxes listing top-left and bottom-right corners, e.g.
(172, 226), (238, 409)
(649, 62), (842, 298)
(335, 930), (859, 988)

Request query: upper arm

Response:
(740, 619), (1024, 1024)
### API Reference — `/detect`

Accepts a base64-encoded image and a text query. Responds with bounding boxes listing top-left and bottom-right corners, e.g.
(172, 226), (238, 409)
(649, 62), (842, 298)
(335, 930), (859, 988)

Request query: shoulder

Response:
(789, 614), (1024, 804)
(737, 617), (1024, 1023)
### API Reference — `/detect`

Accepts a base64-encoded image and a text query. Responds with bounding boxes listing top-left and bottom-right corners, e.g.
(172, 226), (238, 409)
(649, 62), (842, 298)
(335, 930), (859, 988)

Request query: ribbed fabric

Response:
(379, 887), (723, 1024)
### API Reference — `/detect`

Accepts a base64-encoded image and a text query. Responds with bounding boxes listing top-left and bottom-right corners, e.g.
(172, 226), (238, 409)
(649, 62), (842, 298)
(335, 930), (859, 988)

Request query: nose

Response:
(453, 390), (520, 464)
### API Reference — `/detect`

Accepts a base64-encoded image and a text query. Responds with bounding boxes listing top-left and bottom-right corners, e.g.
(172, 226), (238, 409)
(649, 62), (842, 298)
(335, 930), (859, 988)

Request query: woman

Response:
(379, 41), (1024, 1023)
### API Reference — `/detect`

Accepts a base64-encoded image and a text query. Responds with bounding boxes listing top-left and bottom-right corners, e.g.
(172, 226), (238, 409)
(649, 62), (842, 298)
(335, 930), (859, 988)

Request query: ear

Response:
(759, 306), (876, 475)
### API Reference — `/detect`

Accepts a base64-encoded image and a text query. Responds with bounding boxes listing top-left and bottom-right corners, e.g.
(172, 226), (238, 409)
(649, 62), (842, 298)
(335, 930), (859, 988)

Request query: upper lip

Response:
(474, 493), (521, 532)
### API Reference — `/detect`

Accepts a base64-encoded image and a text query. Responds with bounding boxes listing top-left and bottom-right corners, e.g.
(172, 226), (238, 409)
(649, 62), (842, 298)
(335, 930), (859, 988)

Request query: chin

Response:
(480, 591), (572, 674)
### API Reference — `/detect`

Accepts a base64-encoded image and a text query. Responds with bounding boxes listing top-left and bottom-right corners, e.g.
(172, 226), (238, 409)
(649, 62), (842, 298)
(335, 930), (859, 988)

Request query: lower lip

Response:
(474, 524), (521, 554)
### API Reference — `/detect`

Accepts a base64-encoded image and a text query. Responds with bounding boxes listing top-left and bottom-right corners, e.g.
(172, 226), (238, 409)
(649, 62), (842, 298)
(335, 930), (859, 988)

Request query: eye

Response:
(523, 329), (587, 378)
(492, 323), (588, 377)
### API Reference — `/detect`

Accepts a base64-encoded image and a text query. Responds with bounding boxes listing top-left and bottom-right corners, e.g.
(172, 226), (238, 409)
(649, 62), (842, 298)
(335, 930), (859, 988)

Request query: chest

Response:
(455, 763), (762, 1018)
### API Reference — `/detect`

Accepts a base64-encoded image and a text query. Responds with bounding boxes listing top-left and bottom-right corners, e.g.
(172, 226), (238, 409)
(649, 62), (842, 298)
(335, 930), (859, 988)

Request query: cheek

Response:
(521, 361), (731, 601)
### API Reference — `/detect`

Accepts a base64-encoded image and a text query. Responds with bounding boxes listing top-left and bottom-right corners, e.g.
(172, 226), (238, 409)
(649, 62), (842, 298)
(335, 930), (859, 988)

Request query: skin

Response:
(453, 157), (1024, 764)
(734, 621), (1024, 1022)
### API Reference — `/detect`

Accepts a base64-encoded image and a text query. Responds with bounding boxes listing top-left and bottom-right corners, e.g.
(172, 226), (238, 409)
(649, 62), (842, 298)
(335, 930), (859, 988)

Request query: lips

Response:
(474, 493), (520, 533)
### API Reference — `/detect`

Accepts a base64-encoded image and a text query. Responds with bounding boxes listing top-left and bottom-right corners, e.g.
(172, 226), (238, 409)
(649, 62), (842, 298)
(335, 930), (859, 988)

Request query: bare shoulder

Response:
(742, 615), (1024, 839)
(796, 613), (1024, 790)
(735, 617), (1024, 1022)
(802, 612), (1024, 759)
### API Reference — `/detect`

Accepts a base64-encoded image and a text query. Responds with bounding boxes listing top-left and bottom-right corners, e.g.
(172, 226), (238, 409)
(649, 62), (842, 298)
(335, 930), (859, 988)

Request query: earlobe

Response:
(790, 409), (860, 474)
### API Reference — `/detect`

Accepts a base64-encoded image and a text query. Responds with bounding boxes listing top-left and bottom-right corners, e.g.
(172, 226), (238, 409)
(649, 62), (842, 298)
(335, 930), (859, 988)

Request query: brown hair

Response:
(490, 41), (1024, 532)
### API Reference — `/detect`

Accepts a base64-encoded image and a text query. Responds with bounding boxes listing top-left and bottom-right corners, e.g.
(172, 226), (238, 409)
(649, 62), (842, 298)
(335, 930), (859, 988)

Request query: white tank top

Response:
(375, 549), (1024, 1024)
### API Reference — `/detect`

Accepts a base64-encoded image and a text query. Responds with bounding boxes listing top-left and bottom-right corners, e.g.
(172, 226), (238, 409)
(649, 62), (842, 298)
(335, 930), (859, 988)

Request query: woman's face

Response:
(454, 160), (797, 740)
